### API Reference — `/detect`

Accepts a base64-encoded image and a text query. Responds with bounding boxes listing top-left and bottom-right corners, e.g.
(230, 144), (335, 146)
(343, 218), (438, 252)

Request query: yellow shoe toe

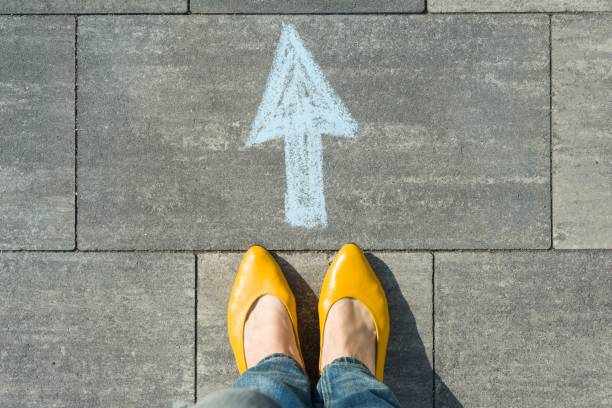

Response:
(227, 245), (302, 373)
(318, 243), (390, 381)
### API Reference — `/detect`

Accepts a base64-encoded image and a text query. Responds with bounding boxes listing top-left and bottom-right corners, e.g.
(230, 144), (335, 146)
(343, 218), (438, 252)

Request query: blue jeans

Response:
(191, 353), (400, 408)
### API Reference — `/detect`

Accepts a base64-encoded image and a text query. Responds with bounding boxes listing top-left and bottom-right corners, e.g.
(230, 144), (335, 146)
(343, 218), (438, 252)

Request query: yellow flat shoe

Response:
(318, 243), (390, 381)
(227, 245), (302, 373)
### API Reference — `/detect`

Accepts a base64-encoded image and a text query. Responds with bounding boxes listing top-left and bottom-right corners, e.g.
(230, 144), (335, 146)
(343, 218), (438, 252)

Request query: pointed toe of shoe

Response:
(227, 245), (300, 373)
(318, 243), (390, 381)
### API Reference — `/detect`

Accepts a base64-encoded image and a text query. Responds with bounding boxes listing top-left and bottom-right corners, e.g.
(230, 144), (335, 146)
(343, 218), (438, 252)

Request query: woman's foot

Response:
(244, 294), (304, 369)
(320, 298), (377, 374)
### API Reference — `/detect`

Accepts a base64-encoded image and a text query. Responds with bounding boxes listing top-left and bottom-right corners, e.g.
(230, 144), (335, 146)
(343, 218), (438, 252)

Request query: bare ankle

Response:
(321, 298), (377, 374)
(243, 295), (303, 369)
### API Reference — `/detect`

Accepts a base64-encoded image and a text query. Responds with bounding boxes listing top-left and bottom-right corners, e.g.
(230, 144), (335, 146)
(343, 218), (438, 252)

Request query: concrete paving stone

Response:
(78, 15), (550, 250)
(197, 251), (439, 407)
(0, 253), (195, 408)
(191, 0), (424, 13)
(0, 0), (186, 13)
(435, 251), (612, 408)
(0, 17), (74, 250)
(552, 15), (612, 249)
(429, 0), (612, 12)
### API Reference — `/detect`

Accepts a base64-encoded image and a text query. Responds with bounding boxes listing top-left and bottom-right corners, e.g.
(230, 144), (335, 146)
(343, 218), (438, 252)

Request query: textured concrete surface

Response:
(1, 7), (610, 408)
(0, 253), (195, 408)
(0, 0), (186, 13)
(0, 17), (74, 250)
(191, 0), (424, 13)
(552, 15), (612, 249)
(197, 251), (438, 407)
(435, 252), (612, 408)
(77, 15), (550, 250)
(430, 0), (612, 12)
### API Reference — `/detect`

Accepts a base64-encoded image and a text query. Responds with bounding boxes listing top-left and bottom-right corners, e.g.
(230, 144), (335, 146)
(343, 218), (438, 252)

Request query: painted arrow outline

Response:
(247, 23), (358, 229)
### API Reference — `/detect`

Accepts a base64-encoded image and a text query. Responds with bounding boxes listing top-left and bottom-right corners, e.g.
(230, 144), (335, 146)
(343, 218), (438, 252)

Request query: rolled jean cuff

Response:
(255, 353), (304, 372)
(321, 356), (373, 376)
(317, 356), (400, 408)
(233, 352), (311, 408)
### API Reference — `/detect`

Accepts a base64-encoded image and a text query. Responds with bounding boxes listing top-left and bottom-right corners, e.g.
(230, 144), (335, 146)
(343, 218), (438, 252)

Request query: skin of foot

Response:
(321, 298), (377, 375)
(243, 294), (304, 369)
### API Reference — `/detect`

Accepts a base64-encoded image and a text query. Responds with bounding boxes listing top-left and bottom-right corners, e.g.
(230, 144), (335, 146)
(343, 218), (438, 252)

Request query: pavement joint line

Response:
(548, 13), (554, 250)
(426, 11), (612, 15)
(0, 249), (610, 254)
(0, 13), (188, 16)
(194, 253), (198, 403)
(431, 251), (436, 408)
(74, 15), (79, 251)
(1, 12), (612, 16)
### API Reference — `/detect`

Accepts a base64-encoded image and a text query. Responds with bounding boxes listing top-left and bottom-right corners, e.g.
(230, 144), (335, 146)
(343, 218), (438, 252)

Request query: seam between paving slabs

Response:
(1, 249), (612, 254)
(74, 15), (79, 251)
(2, 11), (612, 16)
(0, 248), (563, 253)
(426, 11), (612, 15)
(194, 253), (198, 403)
(431, 251), (436, 408)
(548, 13), (554, 250)
(0, 13), (188, 16)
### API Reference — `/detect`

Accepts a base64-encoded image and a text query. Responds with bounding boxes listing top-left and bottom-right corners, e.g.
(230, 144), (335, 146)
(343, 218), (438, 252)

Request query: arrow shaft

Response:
(283, 130), (326, 228)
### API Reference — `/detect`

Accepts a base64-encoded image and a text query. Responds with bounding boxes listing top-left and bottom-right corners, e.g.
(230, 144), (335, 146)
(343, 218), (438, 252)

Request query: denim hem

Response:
(255, 353), (304, 372)
(321, 356), (372, 375)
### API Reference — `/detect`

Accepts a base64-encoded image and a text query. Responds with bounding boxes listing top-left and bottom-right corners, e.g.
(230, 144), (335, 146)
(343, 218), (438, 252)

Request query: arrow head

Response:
(247, 23), (358, 146)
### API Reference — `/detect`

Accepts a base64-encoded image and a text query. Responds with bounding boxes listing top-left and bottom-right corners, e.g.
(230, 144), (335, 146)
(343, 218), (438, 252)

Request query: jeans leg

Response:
(316, 357), (400, 408)
(232, 353), (312, 408)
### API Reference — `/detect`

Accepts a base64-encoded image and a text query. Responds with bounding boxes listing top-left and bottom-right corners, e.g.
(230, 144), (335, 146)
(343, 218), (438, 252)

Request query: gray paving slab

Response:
(0, 253), (195, 408)
(552, 15), (612, 249)
(429, 0), (612, 12)
(0, 17), (74, 250)
(78, 15), (550, 250)
(0, 0), (186, 13)
(191, 0), (424, 13)
(435, 251), (612, 408)
(197, 251), (438, 406)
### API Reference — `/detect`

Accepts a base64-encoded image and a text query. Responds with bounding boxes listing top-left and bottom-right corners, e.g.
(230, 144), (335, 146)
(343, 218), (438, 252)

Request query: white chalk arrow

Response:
(247, 23), (358, 228)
